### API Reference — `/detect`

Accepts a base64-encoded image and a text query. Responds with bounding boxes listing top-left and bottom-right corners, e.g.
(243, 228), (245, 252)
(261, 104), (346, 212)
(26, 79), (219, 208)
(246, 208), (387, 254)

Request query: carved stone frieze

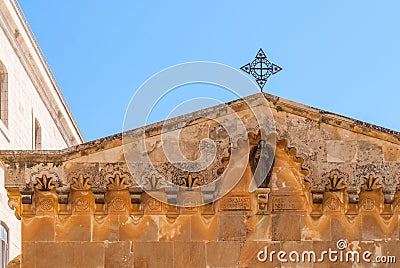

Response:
(71, 174), (91, 191)
(322, 169), (347, 191)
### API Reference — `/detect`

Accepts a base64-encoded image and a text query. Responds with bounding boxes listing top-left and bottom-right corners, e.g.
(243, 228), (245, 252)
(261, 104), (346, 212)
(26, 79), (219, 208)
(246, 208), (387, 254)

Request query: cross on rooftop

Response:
(240, 48), (282, 91)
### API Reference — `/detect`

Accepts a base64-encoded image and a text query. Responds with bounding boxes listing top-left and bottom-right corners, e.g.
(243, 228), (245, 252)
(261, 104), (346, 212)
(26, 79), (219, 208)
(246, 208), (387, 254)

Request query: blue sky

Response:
(19, 1), (400, 142)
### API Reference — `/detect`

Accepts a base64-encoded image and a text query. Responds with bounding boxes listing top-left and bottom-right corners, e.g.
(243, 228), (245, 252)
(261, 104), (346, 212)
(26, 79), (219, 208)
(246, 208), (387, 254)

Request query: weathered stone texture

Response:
(4, 93), (400, 267)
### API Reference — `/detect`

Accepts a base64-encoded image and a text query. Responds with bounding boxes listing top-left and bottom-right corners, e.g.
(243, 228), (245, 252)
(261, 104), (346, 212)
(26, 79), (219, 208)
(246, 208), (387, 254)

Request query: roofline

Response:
(0, 0), (84, 145)
(0, 92), (399, 163)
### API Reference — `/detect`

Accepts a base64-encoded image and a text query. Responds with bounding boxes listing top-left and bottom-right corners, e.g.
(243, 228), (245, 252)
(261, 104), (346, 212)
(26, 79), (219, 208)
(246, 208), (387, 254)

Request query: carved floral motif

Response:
(71, 175), (91, 190)
(39, 199), (53, 211)
(108, 174), (128, 190)
(323, 169), (347, 191)
(75, 198), (90, 211)
(35, 175), (55, 191)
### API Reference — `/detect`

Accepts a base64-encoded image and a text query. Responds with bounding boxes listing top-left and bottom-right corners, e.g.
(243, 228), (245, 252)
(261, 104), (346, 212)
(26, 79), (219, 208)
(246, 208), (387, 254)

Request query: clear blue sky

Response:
(19, 1), (400, 142)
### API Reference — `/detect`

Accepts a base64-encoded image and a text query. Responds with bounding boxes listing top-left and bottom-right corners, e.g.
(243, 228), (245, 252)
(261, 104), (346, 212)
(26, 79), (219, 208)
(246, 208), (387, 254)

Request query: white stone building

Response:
(0, 0), (83, 265)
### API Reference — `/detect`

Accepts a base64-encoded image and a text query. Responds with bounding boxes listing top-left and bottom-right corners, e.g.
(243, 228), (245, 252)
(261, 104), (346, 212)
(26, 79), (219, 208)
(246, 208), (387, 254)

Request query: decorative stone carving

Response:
(219, 196), (251, 211)
(255, 188), (270, 214)
(147, 198), (162, 212)
(363, 175), (381, 191)
(323, 169), (347, 191)
(35, 175), (55, 191)
(100, 163), (134, 189)
(108, 174), (129, 190)
(110, 198), (126, 211)
(75, 197), (90, 211)
(325, 197), (340, 211)
(39, 199), (53, 211)
(249, 140), (274, 188)
(7, 191), (21, 220)
(172, 174), (200, 189)
(360, 198), (375, 211)
(71, 175), (91, 191)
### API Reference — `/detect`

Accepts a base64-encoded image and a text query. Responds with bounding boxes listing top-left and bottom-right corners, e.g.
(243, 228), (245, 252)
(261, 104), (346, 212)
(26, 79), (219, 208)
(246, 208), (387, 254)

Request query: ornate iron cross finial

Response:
(240, 48), (282, 91)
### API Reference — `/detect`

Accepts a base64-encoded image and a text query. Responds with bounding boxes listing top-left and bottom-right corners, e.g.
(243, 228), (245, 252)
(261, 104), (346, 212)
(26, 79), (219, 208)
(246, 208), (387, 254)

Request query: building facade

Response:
(3, 93), (400, 267)
(0, 0), (83, 265)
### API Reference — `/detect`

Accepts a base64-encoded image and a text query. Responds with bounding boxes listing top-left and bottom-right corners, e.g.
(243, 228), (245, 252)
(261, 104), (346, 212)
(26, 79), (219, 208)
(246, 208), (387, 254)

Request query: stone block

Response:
(321, 123), (357, 141)
(330, 215), (362, 242)
(218, 214), (247, 241)
(119, 215), (158, 241)
(361, 214), (398, 241)
(55, 215), (91, 241)
(190, 215), (218, 241)
(271, 214), (302, 241)
(34, 242), (75, 268)
(301, 215), (331, 241)
(357, 140), (383, 162)
(383, 144), (400, 162)
(133, 242), (173, 267)
(21, 242), (35, 267)
(72, 242), (105, 267)
(206, 242), (241, 267)
(105, 241), (133, 268)
(239, 241), (280, 267)
(280, 241), (314, 267)
(326, 140), (357, 163)
(93, 215), (119, 241)
(246, 215), (272, 241)
(173, 242), (206, 267)
(22, 215), (55, 242)
(159, 215), (190, 241)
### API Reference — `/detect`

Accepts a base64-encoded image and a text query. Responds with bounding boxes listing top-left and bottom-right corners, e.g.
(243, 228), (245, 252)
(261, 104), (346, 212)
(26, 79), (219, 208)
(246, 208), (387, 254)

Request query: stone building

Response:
(3, 93), (400, 267)
(0, 0), (83, 265)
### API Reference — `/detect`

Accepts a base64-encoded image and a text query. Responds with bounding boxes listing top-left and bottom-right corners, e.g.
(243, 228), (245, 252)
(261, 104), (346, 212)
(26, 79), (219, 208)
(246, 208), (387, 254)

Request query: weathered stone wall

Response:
(4, 94), (400, 267)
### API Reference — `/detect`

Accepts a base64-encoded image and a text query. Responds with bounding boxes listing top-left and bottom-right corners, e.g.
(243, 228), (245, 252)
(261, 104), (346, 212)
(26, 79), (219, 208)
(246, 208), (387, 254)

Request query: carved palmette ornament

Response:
(322, 169), (347, 191)
(71, 175), (91, 190)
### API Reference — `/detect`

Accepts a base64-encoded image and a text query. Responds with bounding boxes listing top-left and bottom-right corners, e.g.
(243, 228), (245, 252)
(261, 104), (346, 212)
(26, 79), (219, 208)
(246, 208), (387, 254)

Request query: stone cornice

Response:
(0, 92), (399, 162)
(0, 0), (83, 146)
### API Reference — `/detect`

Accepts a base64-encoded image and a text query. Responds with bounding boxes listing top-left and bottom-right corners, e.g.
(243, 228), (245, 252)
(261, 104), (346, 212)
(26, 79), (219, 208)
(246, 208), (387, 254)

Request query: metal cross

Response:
(240, 48), (282, 91)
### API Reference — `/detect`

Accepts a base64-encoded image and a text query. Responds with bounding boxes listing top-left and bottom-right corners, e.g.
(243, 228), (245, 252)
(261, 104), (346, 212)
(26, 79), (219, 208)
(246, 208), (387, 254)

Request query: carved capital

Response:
(7, 188), (21, 220)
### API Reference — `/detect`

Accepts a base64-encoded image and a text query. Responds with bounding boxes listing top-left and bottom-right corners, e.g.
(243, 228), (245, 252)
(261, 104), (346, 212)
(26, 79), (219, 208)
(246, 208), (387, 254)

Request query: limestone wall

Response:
(3, 93), (400, 267)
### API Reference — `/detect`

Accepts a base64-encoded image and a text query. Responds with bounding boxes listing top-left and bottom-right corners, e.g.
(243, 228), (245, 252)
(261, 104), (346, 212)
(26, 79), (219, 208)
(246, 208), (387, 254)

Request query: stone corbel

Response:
(165, 185), (179, 216)
(92, 187), (106, 204)
(346, 187), (360, 204)
(255, 188), (270, 214)
(165, 185), (179, 205)
(55, 185), (70, 204)
(200, 184), (215, 204)
(128, 186), (144, 204)
(7, 188), (22, 220)
(382, 187), (396, 204)
(19, 185), (34, 204)
(310, 188), (324, 204)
